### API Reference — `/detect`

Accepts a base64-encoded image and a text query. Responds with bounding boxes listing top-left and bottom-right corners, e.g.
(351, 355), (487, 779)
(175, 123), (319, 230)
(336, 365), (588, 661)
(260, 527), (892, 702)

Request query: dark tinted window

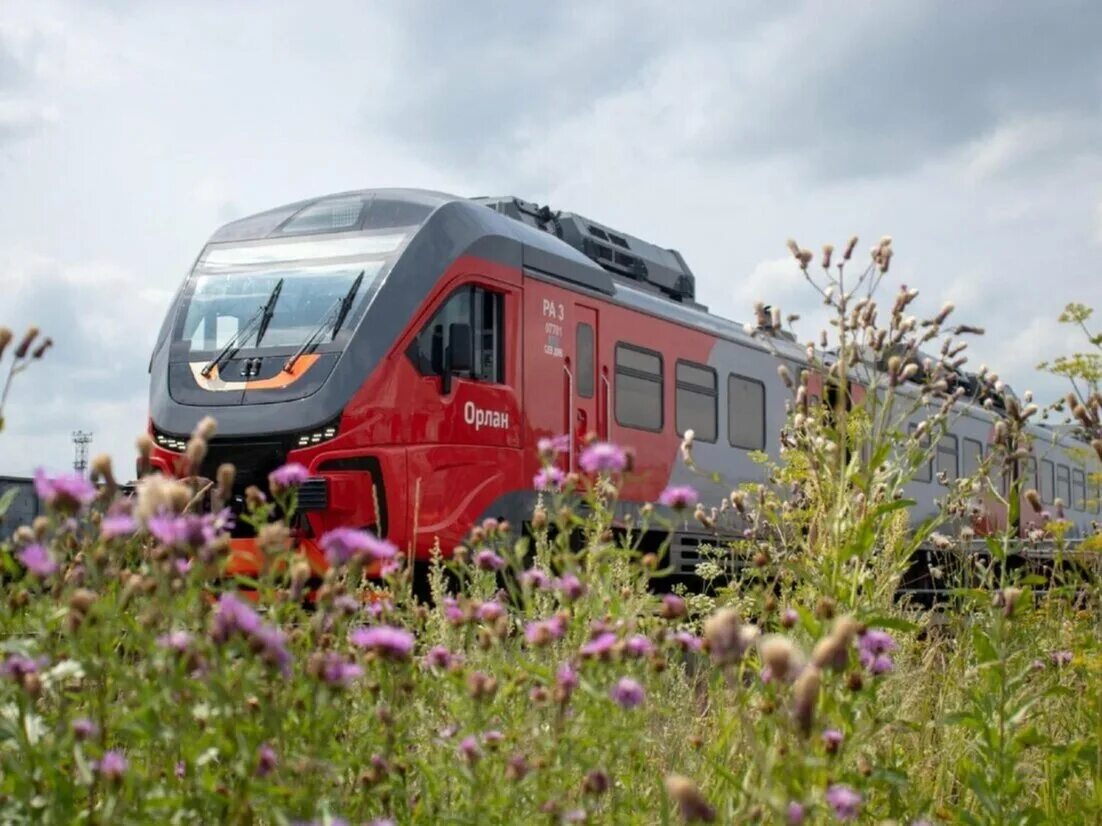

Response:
(1039, 459), (1055, 504)
(1072, 469), (1086, 511)
(936, 434), (958, 482)
(615, 343), (663, 430)
(409, 286), (504, 383)
(962, 438), (983, 478)
(1056, 464), (1071, 504)
(676, 360), (717, 442)
(577, 324), (594, 399)
(728, 374), (765, 450)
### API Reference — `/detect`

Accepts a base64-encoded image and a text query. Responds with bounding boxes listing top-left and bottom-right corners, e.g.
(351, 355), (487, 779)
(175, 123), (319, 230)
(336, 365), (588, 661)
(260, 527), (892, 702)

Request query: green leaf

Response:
(862, 615), (919, 633)
(0, 486), (18, 520)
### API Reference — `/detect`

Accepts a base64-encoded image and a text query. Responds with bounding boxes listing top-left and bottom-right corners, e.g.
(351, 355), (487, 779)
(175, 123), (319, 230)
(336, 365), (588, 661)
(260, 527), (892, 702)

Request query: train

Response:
(144, 188), (1101, 580)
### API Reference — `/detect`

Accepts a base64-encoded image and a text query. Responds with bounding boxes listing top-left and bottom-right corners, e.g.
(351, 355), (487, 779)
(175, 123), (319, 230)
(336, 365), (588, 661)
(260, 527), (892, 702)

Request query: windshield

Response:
(176, 234), (401, 354)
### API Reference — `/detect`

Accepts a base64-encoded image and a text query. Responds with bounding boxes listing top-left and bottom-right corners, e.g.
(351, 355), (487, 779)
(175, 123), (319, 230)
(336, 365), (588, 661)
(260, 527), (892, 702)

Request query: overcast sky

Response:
(2, 1), (1100, 477)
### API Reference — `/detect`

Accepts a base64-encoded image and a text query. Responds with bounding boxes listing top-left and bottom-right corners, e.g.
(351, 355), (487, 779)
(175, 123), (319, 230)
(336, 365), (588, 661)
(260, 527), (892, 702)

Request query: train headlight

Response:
(153, 431), (187, 452)
(295, 423), (339, 448)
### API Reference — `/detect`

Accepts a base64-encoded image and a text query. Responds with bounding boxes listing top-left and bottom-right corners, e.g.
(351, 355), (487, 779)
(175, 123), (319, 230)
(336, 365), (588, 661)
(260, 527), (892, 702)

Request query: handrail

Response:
(600, 371), (612, 440)
(563, 362), (575, 471)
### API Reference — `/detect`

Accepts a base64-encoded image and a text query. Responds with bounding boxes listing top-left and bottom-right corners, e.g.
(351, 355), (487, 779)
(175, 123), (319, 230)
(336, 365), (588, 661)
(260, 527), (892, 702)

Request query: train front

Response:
(145, 189), (455, 577)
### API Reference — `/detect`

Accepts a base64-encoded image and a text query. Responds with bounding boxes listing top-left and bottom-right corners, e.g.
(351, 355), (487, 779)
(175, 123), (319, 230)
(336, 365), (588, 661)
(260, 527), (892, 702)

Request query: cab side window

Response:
(408, 286), (504, 383)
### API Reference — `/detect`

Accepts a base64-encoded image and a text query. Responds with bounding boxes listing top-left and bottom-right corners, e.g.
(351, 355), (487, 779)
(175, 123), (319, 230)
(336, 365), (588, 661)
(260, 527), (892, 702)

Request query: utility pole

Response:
(72, 430), (93, 475)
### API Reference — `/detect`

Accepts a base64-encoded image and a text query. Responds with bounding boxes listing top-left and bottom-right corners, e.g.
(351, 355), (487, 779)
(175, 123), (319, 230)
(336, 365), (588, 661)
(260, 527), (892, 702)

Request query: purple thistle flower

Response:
(474, 548), (505, 571)
(256, 742), (278, 777)
(268, 462), (309, 490)
(859, 649), (894, 675)
(211, 593), (263, 642)
(100, 513), (138, 540)
(315, 652), (364, 687)
(423, 645), (459, 670)
(1, 654), (46, 681)
(350, 625), (415, 660)
(319, 527), (397, 567)
(581, 631), (618, 658)
(825, 784), (862, 821)
(660, 593), (687, 619)
(483, 730), (504, 747)
(476, 600), (505, 622)
(458, 735), (481, 764)
(1051, 650), (1073, 667)
(521, 567), (551, 590)
(174, 760), (186, 779)
(17, 544), (57, 577)
(822, 728), (844, 752)
(253, 624), (293, 675)
(786, 802), (806, 825)
(658, 485), (699, 511)
(33, 468), (96, 512)
(537, 434), (570, 458)
(555, 573), (586, 601)
(156, 630), (193, 652)
(624, 634), (656, 658)
(524, 615), (567, 646)
(534, 466), (566, 491)
(579, 442), (628, 474)
(147, 512), (208, 549)
(442, 597), (467, 625)
(609, 676), (645, 709)
(98, 750), (128, 781)
(858, 629), (896, 656)
(670, 631), (703, 652)
(556, 662), (579, 696)
(72, 717), (98, 741)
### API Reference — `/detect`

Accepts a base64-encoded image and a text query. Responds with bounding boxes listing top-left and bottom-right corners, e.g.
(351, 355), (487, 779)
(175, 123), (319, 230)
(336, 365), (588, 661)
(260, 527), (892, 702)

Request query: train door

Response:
(569, 304), (605, 468)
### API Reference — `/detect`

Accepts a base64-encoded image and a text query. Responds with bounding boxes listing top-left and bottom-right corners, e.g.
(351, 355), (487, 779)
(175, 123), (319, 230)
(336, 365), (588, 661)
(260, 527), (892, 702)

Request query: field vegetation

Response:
(0, 241), (1098, 824)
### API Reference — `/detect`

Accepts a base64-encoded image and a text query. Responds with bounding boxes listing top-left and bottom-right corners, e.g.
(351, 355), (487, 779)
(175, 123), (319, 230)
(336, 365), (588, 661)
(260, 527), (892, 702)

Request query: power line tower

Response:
(72, 430), (93, 475)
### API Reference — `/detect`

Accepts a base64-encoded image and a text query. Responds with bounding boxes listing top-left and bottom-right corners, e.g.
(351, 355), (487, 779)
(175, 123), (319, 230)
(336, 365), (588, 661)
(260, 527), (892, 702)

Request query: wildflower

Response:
(256, 742), (278, 777)
(458, 735), (481, 764)
(474, 548), (505, 571)
(477, 600), (505, 622)
(786, 802), (806, 824)
(33, 468), (96, 513)
(423, 646), (459, 670)
(664, 774), (716, 822)
(556, 662), (579, 700)
(556, 572), (586, 601)
(269, 462), (309, 490)
(658, 485), (699, 511)
(670, 631), (703, 652)
(995, 586), (1023, 617)
(521, 567), (551, 590)
(311, 651), (364, 687)
(537, 434), (570, 459)
(506, 753), (529, 781)
(581, 631), (619, 659)
(442, 597), (467, 625)
(792, 665), (822, 736)
(350, 625), (415, 660)
(319, 527), (397, 567)
(579, 442), (627, 474)
(858, 629), (896, 655)
(210, 593), (263, 641)
(822, 728), (844, 753)
(609, 677), (645, 709)
(147, 512), (208, 549)
(534, 466), (566, 491)
(660, 594), (687, 619)
(156, 630), (193, 652)
(525, 615), (567, 646)
(1, 654), (46, 681)
(624, 634), (656, 658)
(759, 634), (800, 682)
(101, 512), (138, 539)
(17, 544), (57, 577)
(1051, 650), (1073, 667)
(98, 750), (128, 781)
(702, 607), (745, 665)
(483, 730), (504, 748)
(825, 784), (862, 821)
(72, 718), (98, 741)
(584, 770), (610, 795)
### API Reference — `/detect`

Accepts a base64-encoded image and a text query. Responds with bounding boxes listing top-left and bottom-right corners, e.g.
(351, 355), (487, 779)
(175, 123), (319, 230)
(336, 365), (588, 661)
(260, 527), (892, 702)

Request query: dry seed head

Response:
(31, 337), (52, 359)
(797, 249), (813, 270)
(702, 607), (743, 665)
(194, 416), (218, 441)
(664, 775), (716, 823)
(786, 239), (801, 259)
(821, 244), (834, 269)
(0, 327), (11, 359)
(792, 665), (822, 736)
(135, 474), (192, 520)
(1025, 489), (1042, 512)
(136, 433), (154, 460)
(759, 634), (799, 681)
(185, 437), (207, 473)
(843, 235), (858, 261)
(14, 327), (39, 359)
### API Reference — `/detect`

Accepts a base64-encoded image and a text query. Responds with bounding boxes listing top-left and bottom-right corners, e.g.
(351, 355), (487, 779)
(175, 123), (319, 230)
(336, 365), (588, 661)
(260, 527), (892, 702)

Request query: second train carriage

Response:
(145, 189), (1101, 578)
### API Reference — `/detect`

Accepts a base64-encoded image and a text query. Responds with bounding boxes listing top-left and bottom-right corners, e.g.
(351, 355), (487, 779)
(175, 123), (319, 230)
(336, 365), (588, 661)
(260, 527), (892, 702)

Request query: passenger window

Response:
(615, 344), (663, 430)
(1039, 459), (1055, 504)
(408, 286), (504, 383)
(962, 438), (983, 478)
(936, 434), (959, 482)
(577, 324), (594, 399)
(676, 361), (717, 442)
(728, 374), (765, 451)
(1072, 469), (1086, 511)
(1056, 464), (1071, 505)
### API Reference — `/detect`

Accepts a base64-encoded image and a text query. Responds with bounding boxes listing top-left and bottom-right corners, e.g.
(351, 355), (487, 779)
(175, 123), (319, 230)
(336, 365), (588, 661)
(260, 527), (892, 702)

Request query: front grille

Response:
(298, 478), (329, 511)
(200, 438), (290, 491)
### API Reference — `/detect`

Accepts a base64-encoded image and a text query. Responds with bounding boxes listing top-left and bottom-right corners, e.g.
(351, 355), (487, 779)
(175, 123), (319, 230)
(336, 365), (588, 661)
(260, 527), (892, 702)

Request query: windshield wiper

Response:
(283, 271), (364, 374)
(200, 277), (284, 378)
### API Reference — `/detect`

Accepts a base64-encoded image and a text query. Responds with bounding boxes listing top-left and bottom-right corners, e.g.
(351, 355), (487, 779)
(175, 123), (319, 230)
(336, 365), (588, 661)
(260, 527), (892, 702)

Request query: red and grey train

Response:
(145, 188), (1100, 579)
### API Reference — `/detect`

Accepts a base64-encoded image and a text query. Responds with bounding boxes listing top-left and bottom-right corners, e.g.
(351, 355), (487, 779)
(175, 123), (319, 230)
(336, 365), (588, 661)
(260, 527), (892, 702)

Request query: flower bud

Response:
(665, 775), (716, 823)
(14, 327), (39, 359)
